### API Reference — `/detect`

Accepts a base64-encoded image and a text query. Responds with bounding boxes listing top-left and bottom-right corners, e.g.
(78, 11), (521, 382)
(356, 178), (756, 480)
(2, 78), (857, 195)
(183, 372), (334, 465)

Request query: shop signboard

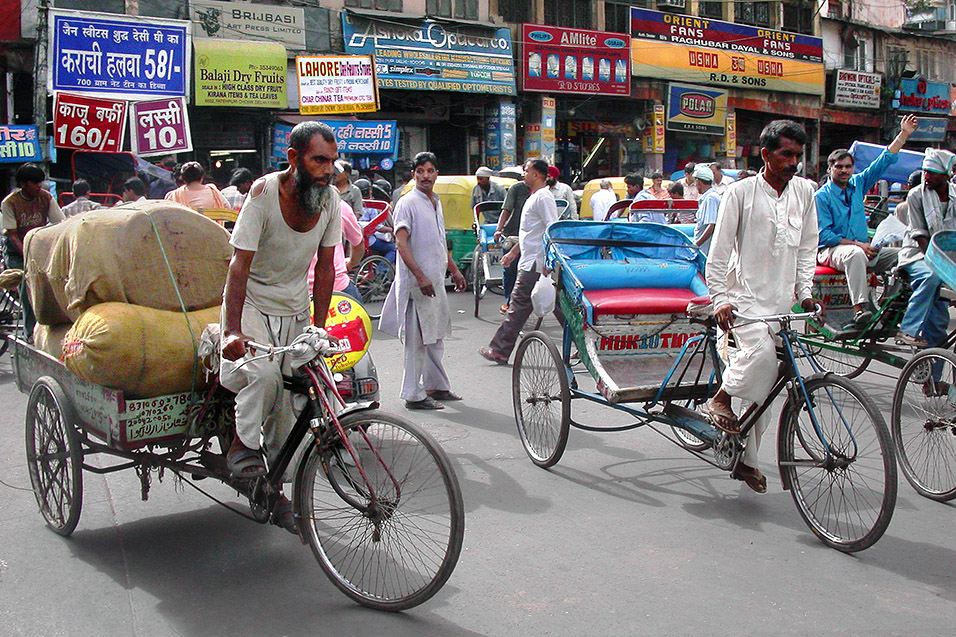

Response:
(630, 7), (824, 96)
(833, 69), (881, 109)
(500, 102), (517, 168)
(296, 55), (378, 114)
(190, 0), (306, 51)
(53, 92), (127, 152)
(194, 40), (286, 108)
(129, 97), (192, 157)
(652, 104), (665, 154)
(897, 77), (951, 115)
(909, 117), (948, 142)
(342, 15), (516, 95)
(485, 107), (501, 169)
(525, 124), (541, 158)
(273, 120), (399, 160)
(273, 122), (293, 162)
(725, 112), (736, 157)
(541, 96), (556, 160)
(666, 82), (727, 135)
(521, 24), (629, 97)
(0, 126), (42, 163)
(49, 9), (190, 100)
(567, 122), (636, 136)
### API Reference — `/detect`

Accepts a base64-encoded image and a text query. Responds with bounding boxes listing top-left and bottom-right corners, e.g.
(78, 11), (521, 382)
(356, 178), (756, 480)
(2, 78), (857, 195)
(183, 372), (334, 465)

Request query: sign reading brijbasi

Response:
(190, 0), (306, 51)
(522, 24), (630, 96)
(129, 97), (192, 157)
(666, 82), (727, 135)
(630, 7), (824, 95)
(53, 92), (127, 152)
(342, 15), (516, 95)
(296, 55), (379, 114)
(833, 70), (881, 109)
(0, 126), (42, 163)
(49, 9), (190, 100)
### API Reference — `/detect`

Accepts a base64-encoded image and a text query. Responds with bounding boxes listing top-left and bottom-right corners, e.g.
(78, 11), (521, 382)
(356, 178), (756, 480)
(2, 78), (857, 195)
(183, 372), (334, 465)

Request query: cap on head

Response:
(475, 166), (493, 178)
(692, 164), (714, 182)
(922, 148), (956, 175)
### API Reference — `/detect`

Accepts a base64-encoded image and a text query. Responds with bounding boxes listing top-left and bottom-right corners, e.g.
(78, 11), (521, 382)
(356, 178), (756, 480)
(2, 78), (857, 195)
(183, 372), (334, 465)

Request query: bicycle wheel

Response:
(892, 348), (956, 501)
(670, 398), (712, 452)
(353, 256), (394, 320)
(472, 249), (484, 317)
(294, 409), (464, 611)
(798, 324), (871, 379)
(512, 331), (570, 468)
(777, 375), (896, 552)
(25, 377), (83, 536)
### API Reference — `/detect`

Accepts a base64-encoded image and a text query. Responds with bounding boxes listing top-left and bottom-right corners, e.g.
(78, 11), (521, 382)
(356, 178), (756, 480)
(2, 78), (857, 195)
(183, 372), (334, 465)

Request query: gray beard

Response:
(295, 173), (331, 215)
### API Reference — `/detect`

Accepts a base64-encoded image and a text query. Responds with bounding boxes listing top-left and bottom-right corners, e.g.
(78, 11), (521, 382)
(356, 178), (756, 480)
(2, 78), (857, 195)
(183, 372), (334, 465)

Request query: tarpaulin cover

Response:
(848, 141), (924, 185)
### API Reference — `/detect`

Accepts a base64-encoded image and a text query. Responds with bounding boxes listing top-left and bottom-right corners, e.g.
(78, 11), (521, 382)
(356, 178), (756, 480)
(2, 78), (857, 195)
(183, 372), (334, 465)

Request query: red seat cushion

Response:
(583, 288), (700, 316)
(815, 265), (842, 276)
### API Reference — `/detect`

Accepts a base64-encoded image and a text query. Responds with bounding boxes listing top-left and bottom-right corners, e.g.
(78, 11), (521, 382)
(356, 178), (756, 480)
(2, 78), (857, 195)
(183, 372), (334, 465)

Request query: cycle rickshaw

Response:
(511, 220), (897, 552)
(352, 199), (396, 320)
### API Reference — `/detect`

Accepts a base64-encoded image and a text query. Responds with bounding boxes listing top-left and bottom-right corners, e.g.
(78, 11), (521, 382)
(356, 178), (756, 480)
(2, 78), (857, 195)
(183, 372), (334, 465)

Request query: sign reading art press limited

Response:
(190, 0), (306, 51)
(48, 9), (190, 100)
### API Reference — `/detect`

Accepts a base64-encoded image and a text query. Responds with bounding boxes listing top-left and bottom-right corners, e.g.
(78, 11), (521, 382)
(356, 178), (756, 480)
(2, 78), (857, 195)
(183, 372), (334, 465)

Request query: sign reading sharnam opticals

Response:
(833, 70), (881, 109)
(296, 55), (379, 114)
(190, 0), (306, 51)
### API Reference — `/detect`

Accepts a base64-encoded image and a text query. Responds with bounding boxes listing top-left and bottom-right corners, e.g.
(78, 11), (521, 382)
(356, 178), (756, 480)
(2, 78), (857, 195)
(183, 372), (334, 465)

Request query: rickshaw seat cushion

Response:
(583, 288), (701, 317)
(567, 259), (702, 291)
(814, 265), (842, 276)
(480, 223), (498, 246)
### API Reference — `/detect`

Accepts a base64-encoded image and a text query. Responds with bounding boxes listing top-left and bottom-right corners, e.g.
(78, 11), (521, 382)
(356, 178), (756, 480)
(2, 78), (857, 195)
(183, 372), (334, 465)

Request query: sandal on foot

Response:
(703, 399), (740, 434)
(405, 396), (445, 410)
(499, 303), (510, 314)
(272, 496), (299, 536)
(478, 346), (509, 365)
(896, 331), (928, 347)
(731, 463), (767, 494)
(226, 447), (266, 478)
(428, 389), (462, 401)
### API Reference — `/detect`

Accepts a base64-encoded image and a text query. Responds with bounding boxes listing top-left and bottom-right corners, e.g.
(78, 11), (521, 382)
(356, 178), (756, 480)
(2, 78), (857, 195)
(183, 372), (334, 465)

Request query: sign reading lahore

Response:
(630, 7), (824, 96)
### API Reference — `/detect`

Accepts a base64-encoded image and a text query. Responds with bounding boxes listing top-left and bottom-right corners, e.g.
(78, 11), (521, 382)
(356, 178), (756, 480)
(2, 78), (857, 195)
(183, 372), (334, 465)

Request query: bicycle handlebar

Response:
(732, 305), (823, 325)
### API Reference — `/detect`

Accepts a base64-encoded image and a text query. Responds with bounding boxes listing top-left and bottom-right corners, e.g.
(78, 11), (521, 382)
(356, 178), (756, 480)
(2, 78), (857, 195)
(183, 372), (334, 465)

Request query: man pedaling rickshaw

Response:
(219, 121), (342, 534)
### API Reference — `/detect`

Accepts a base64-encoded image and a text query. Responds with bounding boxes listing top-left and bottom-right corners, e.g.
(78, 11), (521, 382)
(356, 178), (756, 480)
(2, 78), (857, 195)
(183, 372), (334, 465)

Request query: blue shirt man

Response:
(692, 164), (720, 256)
(814, 114), (918, 326)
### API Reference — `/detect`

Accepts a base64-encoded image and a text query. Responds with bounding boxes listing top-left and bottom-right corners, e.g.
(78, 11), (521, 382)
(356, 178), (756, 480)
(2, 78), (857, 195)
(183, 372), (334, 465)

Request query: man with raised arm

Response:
(219, 121), (341, 533)
(703, 120), (819, 494)
(815, 114), (918, 327)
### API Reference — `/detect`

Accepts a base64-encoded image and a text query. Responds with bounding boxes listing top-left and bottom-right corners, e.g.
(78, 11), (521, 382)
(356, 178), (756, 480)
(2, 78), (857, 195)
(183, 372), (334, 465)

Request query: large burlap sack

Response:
(33, 323), (72, 359)
(62, 303), (221, 398)
(25, 201), (230, 325)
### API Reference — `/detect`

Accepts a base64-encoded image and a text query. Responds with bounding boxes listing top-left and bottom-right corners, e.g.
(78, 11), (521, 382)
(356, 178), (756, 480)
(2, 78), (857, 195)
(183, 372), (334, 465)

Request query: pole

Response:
(33, 0), (50, 164)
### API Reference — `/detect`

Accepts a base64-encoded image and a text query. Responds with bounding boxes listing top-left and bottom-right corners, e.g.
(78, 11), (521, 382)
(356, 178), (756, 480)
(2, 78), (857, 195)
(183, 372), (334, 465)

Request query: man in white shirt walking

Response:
(479, 158), (560, 363)
(703, 120), (819, 493)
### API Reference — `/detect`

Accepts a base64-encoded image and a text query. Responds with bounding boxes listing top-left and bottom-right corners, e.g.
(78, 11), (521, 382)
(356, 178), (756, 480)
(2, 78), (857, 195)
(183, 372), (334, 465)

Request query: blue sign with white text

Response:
(50, 10), (190, 100)
(272, 121), (399, 162)
(0, 126), (43, 163)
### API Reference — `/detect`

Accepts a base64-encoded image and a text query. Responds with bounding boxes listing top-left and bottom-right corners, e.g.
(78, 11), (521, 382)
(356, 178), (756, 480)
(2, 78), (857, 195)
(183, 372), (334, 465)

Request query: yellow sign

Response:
(725, 112), (736, 157)
(310, 294), (373, 372)
(652, 104), (665, 154)
(297, 55), (379, 115)
(194, 40), (287, 108)
(631, 41), (824, 96)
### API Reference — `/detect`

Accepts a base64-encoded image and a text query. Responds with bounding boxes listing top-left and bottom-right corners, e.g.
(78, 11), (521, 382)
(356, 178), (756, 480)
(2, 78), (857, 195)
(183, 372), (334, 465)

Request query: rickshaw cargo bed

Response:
(62, 303), (219, 399)
(24, 201), (231, 325)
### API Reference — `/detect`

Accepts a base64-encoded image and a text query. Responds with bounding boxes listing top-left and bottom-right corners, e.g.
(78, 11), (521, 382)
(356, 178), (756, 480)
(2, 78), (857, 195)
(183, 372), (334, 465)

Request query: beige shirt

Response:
(230, 171), (341, 316)
(706, 171), (817, 315)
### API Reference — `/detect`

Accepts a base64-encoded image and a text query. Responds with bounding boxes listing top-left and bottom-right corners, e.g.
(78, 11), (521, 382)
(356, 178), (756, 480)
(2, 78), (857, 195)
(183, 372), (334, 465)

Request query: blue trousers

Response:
(900, 259), (950, 347)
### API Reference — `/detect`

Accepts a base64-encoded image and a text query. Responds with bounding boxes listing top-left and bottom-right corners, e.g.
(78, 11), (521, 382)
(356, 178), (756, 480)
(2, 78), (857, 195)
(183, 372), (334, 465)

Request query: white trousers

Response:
(220, 303), (309, 466)
(817, 245), (899, 307)
(401, 300), (451, 402)
(720, 322), (779, 469)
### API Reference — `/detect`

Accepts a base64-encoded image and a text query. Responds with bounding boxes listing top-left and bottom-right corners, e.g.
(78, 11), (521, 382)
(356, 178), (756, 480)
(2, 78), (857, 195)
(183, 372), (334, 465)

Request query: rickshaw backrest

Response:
(567, 259), (706, 295)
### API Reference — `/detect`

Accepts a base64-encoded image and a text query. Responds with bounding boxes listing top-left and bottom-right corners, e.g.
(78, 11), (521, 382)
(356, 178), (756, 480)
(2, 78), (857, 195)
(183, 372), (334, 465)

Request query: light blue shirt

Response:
(694, 187), (721, 255)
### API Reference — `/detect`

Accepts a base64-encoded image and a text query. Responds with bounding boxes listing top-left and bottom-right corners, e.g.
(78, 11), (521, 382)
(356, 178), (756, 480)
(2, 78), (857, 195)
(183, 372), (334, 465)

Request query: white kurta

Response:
(379, 187), (452, 345)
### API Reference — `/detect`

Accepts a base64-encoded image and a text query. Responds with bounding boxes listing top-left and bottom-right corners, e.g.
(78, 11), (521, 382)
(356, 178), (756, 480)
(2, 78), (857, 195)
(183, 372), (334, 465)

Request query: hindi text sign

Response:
(130, 97), (192, 157)
(0, 126), (43, 163)
(53, 92), (127, 152)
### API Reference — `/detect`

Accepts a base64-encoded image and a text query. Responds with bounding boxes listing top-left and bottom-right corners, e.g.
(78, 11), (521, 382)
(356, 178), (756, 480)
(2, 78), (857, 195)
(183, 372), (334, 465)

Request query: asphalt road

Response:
(2, 291), (955, 636)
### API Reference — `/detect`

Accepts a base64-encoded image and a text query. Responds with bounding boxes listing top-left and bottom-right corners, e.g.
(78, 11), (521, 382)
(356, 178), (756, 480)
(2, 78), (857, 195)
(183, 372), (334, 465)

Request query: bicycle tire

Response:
(294, 409), (464, 611)
(472, 249), (484, 317)
(512, 331), (570, 468)
(25, 376), (83, 536)
(798, 324), (871, 379)
(891, 348), (956, 502)
(777, 374), (896, 552)
(352, 255), (394, 320)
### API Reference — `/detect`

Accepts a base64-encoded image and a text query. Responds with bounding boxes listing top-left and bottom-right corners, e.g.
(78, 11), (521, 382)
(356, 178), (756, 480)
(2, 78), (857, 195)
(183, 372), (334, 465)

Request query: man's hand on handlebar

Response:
(714, 303), (736, 331)
(800, 296), (824, 317)
(222, 330), (252, 361)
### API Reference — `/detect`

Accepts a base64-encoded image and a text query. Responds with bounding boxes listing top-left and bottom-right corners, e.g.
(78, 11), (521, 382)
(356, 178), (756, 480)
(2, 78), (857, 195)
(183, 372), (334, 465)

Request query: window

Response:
(544, 0), (591, 29)
(843, 38), (868, 71)
(427, 0), (477, 19)
(699, 2), (723, 19)
(782, 2), (814, 35)
(605, 0), (647, 33)
(499, 1), (532, 24)
(345, 0), (404, 11)
(736, 2), (771, 27)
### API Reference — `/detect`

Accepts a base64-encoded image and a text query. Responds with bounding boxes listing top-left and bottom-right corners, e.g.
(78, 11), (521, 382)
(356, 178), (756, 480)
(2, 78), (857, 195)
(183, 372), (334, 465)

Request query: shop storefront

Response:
(896, 76), (952, 151)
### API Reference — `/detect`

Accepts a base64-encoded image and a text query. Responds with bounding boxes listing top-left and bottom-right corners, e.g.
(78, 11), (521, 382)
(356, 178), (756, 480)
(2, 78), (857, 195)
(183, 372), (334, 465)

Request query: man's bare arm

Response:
(312, 245), (337, 326)
(222, 249), (254, 360)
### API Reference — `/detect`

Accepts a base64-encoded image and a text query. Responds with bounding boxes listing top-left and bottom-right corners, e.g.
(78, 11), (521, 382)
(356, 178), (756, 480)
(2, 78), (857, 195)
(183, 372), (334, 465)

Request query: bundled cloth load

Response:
(61, 303), (221, 398)
(24, 201), (231, 324)
(33, 323), (72, 359)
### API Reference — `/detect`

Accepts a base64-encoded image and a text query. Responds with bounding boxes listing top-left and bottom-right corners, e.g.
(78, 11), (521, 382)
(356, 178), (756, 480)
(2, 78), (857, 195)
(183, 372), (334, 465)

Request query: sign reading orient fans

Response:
(129, 97), (192, 157)
(53, 92), (127, 152)
(296, 55), (379, 114)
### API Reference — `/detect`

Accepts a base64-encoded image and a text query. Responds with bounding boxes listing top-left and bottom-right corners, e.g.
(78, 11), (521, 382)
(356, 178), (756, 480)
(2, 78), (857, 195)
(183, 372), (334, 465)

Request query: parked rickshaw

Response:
(511, 221), (897, 552)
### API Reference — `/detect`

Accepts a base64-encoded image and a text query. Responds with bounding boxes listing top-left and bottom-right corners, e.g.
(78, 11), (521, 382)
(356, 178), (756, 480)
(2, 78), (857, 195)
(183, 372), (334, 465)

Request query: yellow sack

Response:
(25, 201), (230, 325)
(62, 303), (220, 398)
(33, 323), (72, 359)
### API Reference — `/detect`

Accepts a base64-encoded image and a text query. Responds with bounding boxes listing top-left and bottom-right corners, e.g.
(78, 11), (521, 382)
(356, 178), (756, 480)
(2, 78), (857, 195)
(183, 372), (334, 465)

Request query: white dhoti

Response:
(720, 322), (780, 469)
(401, 300), (452, 402)
(220, 302), (310, 466)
